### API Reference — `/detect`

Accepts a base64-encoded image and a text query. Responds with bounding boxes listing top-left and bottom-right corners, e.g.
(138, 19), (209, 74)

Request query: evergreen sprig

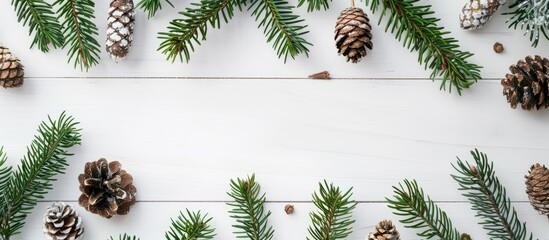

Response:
(137, 0), (175, 19)
(248, 0), (311, 62)
(158, 0), (244, 62)
(227, 174), (274, 240)
(307, 180), (357, 240)
(54, 0), (101, 70)
(0, 112), (81, 240)
(452, 149), (536, 240)
(165, 210), (216, 240)
(364, 0), (482, 95)
(505, 0), (549, 47)
(297, 0), (329, 12)
(387, 179), (461, 240)
(10, 0), (64, 52)
(110, 234), (141, 240)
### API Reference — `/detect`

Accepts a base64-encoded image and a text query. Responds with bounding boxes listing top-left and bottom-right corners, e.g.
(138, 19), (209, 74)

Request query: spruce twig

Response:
(363, 0), (482, 95)
(227, 174), (274, 240)
(54, 0), (101, 70)
(504, 0), (549, 47)
(165, 210), (216, 240)
(110, 234), (141, 240)
(452, 149), (536, 240)
(387, 179), (461, 240)
(307, 180), (357, 240)
(0, 112), (81, 240)
(137, 0), (175, 19)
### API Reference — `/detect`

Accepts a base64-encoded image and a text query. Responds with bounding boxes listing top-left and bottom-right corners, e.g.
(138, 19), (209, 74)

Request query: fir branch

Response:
(452, 149), (536, 240)
(165, 210), (216, 240)
(10, 0), (64, 52)
(110, 234), (141, 240)
(248, 0), (311, 62)
(505, 0), (549, 47)
(157, 0), (244, 62)
(363, 0), (482, 95)
(227, 174), (274, 240)
(297, 0), (329, 12)
(54, 0), (101, 70)
(0, 113), (81, 240)
(387, 179), (461, 240)
(137, 0), (175, 19)
(0, 149), (12, 222)
(307, 180), (357, 240)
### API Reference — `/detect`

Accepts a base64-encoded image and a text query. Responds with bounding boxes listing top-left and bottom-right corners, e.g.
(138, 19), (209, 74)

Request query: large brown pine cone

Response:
(335, 7), (372, 63)
(0, 44), (24, 88)
(367, 220), (400, 240)
(525, 163), (549, 219)
(78, 158), (137, 218)
(106, 0), (135, 62)
(43, 202), (84, 240)
(501, 55), (549, 110)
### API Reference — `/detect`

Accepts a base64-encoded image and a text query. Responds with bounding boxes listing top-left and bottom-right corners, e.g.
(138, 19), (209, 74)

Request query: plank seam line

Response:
(24, 77), (504, 81)
(37, 200), (531, 204)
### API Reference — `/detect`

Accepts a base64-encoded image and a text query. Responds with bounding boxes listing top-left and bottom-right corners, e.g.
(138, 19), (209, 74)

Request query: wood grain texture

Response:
(2, 0), (549, 238)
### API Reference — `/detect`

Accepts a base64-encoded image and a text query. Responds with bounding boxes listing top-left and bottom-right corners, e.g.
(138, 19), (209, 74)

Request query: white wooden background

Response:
(2, 0), (549, 239)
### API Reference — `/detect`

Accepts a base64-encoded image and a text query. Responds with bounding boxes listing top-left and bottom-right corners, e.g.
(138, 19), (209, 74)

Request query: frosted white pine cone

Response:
(43, 202), (84, 240)
(460, 0), (506, 30)
(106, 0), (135, 62)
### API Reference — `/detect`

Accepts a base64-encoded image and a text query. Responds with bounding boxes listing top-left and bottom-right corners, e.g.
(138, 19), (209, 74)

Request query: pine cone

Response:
(367, 220), (400, 240)
(335, 7), (372, 63)
(43, 202), (84, 240)
(0, 44), (24, 88)
(460, 0), (506, 30)
(106, 0), (135, 62)
(501, 55), (549, 110)
(525, 163), (549, 219)
(78, 158), (137, 218)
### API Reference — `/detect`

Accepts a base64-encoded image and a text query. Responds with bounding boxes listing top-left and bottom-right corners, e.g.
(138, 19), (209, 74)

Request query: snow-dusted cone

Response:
(0, 44), (23, 88)
(367, 220), (400, 240)
(43, 202), (84, 240)
(78, 158), (137, 218)
(460, 0), (506, 30)
(526, 163), (549, 220)
(501, 55), (549, 110)
(335, 7), (372, 63)
(106, 0), (135, 62)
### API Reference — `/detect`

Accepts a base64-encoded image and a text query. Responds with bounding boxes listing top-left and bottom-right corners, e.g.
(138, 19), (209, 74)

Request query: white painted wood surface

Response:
(1, 0), (549, 239)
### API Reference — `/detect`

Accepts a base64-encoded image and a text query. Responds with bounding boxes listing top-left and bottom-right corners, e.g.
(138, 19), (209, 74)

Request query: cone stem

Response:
(351, 0), (355, 7)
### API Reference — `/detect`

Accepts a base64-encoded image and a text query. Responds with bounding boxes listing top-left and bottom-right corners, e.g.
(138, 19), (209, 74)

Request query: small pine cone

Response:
(335, 7), (372, 63)
(501, 55), (549, 110)
(0, 44), (24, 88)
(78, 158), (137, 218)
(460, 0), (506, 30)
(367, 220), (400, 240)
(525, 163), (549, 219)
(43, 202), (84, 240)
(106, 0), (135, 62)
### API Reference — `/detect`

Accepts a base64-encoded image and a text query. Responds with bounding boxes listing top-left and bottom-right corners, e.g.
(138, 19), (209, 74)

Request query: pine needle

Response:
(165, 209), (216, 240)
(297, 0), (330, 12)
(307, 180), (357, 240)
(227, 174), (274, 240)
(0, 112), (81, 240)
(452, 149), (536, 240)
(137, 0), (175, 19)
(387, 179), (461, 240)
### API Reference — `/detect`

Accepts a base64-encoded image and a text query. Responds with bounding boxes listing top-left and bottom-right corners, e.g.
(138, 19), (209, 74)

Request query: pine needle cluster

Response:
(307, 180), (357, 240)
(505, 0), (549, 47)
(0, 113), (82, 240)
(387, 179), (461, 240)
(452, 149), (536, 240)
(110, 234), (141, 240)
(10, 0), (100, 70)
(227, 174), (274, 240)
(157, 0), (310, 63)
(165, 210), (216, 240)
(137, 0), (174, 19)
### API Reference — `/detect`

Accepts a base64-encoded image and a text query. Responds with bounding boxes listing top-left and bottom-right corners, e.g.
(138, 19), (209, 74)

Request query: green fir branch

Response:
(387, 179), (461, 240)
(504, 0), (549, 47)
(364, 0), (482, 95)
(54, 0), (101, 71)
(165, 210), (216, 240)
(452, 149), (536, 240)
(110, 234), (141, 240)
(0, 113), (81, 240)
(157, 0), (244, 62)
(307, 180), (357, 240)
(137, 0), (175, 19)
(0, 149), (12, 221)
(297, 0), (329, 12)
(248, 0), (311, 62)
(10, 0), (64, 52)
(227, 174), (274, 240)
